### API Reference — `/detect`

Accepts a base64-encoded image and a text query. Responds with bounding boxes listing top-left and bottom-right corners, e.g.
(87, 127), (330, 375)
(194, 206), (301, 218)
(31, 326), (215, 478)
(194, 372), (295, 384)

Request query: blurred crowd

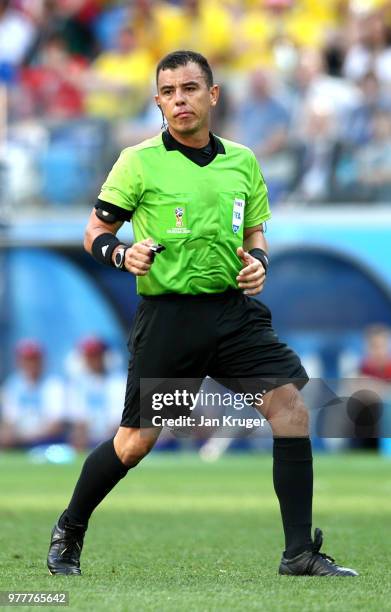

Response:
(1, 0), (391, 209)
(1, 326), (391, 455)
(0, 336), (126, 451)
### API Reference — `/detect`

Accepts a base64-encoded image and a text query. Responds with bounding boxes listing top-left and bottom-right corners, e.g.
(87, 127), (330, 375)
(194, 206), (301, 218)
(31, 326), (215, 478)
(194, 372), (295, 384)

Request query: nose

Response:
(173, 88), (186, 105)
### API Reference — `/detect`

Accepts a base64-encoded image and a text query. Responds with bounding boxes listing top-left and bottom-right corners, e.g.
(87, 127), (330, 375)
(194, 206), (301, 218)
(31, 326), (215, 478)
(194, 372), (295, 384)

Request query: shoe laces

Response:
(312, 528), (335, 564)
(56, 527), (84, 561)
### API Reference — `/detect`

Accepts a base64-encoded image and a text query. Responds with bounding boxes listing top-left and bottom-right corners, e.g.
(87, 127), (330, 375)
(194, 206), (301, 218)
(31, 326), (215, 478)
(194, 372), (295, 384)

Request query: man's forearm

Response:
(84, 217), (123, 254)
(243, 229), (268, 253)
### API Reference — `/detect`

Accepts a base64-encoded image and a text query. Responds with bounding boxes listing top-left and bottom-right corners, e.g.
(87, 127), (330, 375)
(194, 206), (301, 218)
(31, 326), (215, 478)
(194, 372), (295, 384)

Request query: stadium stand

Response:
(1, 0), (391, 208)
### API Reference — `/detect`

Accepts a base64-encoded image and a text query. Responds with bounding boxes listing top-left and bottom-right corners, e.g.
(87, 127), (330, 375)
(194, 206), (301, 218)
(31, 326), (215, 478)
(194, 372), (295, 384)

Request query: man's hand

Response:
(236, 246), (266, 296)
(124, 238), (155, 276)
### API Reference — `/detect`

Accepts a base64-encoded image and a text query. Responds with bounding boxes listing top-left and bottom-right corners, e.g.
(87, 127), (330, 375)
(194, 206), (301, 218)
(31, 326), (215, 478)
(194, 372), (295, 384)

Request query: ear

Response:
(154, 94), (161, 108)
(210, 84), (220, 107)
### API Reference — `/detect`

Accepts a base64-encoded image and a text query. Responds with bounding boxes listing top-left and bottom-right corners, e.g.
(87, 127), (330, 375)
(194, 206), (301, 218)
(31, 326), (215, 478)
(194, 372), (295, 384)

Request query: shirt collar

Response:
(162, 129), (225, 167)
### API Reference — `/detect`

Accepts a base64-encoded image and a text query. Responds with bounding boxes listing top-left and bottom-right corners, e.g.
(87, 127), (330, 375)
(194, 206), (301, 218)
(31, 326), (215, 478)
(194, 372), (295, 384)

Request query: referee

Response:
(47, 50), (357, 577)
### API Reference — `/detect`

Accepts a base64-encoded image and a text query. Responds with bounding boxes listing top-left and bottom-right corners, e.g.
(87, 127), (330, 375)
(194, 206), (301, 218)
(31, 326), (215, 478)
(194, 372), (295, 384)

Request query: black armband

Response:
(95, 199), (132, 223)
(91, 233), (121, 267)
(95, 208), (119, 224)
(249, 248), (269, 273)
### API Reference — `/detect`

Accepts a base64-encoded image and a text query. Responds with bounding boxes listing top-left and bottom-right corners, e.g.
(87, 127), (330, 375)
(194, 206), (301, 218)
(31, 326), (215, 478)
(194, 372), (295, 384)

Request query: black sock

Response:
(60, 438), (129, 529)
(273, 437), (313, 558)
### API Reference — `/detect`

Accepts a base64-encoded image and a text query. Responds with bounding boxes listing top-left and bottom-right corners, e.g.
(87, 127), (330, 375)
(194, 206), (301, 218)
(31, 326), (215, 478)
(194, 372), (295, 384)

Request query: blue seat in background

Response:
(39, 143), (90, 205)
(38, 119), (111, 206)
(5, 248), (125, 376)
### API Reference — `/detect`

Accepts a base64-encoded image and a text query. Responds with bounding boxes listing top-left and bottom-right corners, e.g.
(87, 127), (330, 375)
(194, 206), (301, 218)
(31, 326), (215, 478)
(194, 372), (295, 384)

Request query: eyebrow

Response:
(159, 80), (202, 91)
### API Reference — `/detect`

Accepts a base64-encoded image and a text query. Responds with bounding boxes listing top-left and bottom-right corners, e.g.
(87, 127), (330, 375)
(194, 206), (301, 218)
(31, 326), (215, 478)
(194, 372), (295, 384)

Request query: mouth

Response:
(175, 111), (193, 118)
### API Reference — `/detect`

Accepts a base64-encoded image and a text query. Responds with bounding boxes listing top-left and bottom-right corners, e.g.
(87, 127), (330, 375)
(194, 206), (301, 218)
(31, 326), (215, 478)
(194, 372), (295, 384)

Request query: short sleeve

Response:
(107, 375), (127, 426)
(244, 153), (272, 228)
(42, 378), (66, 422)
(98, 148), (144, 214)
(1, 380), (18, 424)
(65, 381), (88, 424)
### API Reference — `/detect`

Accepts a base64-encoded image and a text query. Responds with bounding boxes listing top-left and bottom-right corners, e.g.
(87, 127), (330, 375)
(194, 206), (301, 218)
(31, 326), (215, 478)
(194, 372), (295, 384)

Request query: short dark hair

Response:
(156, 50), (214, 88)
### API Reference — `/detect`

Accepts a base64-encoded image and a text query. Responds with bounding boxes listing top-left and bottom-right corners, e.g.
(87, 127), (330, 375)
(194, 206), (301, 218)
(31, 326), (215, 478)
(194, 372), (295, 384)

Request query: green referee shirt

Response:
(98, 131), (271, 295)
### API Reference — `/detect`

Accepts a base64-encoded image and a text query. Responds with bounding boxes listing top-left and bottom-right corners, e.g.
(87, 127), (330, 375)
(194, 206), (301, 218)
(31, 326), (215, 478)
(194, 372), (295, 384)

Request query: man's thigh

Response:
(211, 296), (308, 396)
(121, 298), (213, 428)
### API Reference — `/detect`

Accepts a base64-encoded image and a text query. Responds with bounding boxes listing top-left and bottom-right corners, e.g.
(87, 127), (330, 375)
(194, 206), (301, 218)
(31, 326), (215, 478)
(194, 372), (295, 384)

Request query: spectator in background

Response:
(85, 25), (154, 119)
(156, 0), (233, 67)
(344, 324), (391, 448)
(231, 0), (342, 73)
(264, 0), (342, 50)
(233, 68), (292, 203)
(332, 70), (391, 200)
(91, 0), (179, 60)
(20, 33), (85, 119)
(0, 0), (36, 82)
(359, 325), (391, 380)
(355, 110), (391, 201)
(230, 0), (275, 72)
(91, 0), (131, 52)
(112, 93), (162, 150)
(0, 340), (66, 448)
(291, 100), (337, 203)
(28, 0), (99, 62)
(288, 48), (360, 133)
(343, 10), (391, 84)
(235, 69), (290, 155)
(3, 0), (391, 208)
(67, 337), (126, 451)
(343, 71), (391, 147)
(56, 0), (99, 60)
(130, 0), (169, 61)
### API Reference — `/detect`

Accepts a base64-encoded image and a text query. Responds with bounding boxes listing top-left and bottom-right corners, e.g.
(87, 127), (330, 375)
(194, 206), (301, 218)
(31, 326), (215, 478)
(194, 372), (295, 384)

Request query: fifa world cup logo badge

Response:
(175, 207), (184, 228)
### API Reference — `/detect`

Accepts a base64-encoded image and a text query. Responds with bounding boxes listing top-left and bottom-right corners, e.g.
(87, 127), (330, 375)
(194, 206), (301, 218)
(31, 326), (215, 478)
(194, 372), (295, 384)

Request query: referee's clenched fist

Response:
(123, 239), (155, 276)
(236, 246), (266, 296)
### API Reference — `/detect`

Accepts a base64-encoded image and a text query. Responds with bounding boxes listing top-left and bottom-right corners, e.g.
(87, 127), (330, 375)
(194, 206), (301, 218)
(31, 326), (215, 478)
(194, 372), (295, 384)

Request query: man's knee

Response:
(114, 427), (158, 468)
(261, 384), (309, 435)
(289, 400), (309, 430)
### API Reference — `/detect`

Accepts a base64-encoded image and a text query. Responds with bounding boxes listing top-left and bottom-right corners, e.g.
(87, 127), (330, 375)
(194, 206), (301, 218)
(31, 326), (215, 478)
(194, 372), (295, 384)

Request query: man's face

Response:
(84, 352), (105, 375)
(19, 355), (43, 382)
(155, 62), (219, 137)
(118, 28), (135, 54)
(367, 333), (390, 364)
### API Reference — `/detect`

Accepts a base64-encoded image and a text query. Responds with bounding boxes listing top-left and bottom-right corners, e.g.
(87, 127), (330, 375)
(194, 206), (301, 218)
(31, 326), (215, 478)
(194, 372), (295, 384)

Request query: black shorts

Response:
(121, 290), (308, 428)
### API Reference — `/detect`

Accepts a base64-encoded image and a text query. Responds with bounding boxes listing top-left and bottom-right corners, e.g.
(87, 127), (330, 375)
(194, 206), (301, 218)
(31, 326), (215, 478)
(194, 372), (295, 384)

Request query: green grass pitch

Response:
(1, 451), (390, 611)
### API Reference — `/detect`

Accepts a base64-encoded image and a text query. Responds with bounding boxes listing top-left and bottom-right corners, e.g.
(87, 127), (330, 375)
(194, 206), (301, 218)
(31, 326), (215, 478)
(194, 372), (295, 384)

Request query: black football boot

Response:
(279, 528), (358, 576)
(47, 511), (86, 576)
